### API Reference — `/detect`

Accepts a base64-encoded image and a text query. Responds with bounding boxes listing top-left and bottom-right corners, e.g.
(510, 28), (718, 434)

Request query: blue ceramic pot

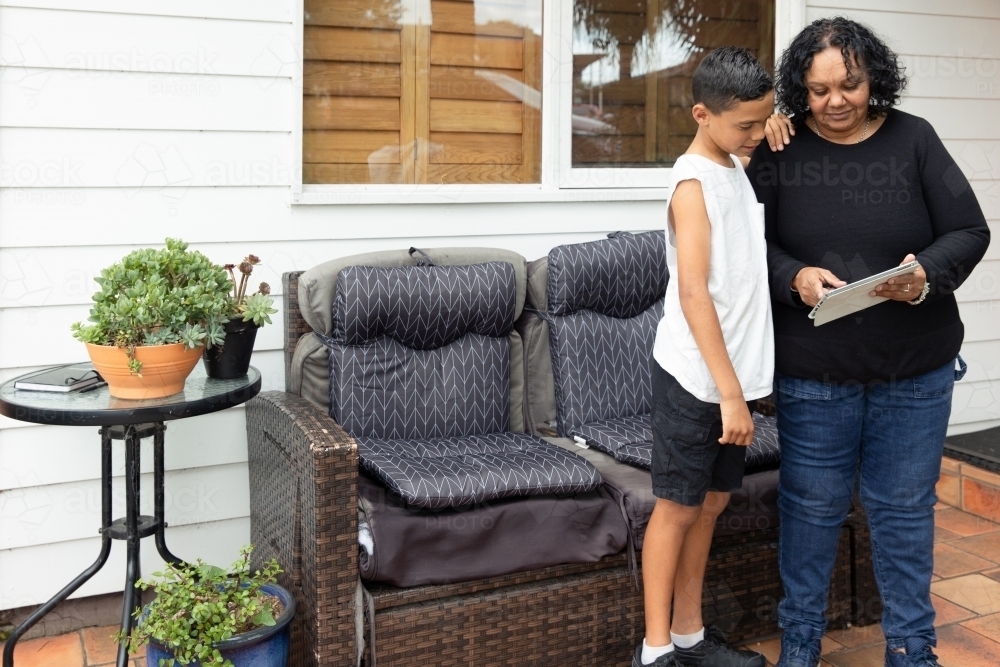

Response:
(145, 583), (295, 667)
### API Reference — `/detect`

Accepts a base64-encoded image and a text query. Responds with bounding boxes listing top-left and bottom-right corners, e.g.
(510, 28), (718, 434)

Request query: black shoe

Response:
(633, 644), (682, 667)
(674, 626), (766, 667)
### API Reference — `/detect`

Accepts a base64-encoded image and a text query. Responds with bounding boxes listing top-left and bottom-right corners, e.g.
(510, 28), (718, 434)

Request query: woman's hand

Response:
(764, 113), (795, 151)
(720, 397), (754, 446)
(870, 254), (927, 301)
(792, 267), (847, 307)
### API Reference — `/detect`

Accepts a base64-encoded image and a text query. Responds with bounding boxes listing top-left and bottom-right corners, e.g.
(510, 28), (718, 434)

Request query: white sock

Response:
(641, 639), (674, 664)
(670, 627), (705, 649)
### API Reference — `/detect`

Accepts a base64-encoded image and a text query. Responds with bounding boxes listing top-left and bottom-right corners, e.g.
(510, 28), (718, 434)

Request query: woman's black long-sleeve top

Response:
(748, 110), (991, 383)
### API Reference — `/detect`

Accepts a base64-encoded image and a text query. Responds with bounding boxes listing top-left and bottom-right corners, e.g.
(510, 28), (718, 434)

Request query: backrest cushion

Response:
(298, 247), (528, 336)
(324, 262), (516, 440)
(544, 232), (668, 435)
(547, 231), (667, 318)
(331, 264), (514, 349)
(550, 304), (663, 434)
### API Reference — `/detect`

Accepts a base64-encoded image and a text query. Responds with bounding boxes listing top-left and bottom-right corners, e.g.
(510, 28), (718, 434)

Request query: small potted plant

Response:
(117, 545), (295, 667)
(202, 254), (277, 379)
(71, 238), (230, 399)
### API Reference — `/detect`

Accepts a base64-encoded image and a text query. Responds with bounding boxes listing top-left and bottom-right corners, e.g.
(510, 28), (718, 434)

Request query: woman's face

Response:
(804, 46), (871, 135)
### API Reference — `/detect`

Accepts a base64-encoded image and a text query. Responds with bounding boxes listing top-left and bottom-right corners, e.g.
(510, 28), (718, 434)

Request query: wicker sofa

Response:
(246, 244), (880, 667)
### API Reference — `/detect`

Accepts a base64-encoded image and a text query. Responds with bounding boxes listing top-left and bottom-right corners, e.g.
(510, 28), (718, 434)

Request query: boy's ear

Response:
(691, 102), (712, 126)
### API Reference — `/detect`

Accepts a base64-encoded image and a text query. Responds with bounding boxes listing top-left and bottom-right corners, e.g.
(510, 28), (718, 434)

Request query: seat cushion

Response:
(357, 432), (603, 509)
(570, 413), (781, 472)
(357, 473), (628, 587)
(547, 438), (780, 549)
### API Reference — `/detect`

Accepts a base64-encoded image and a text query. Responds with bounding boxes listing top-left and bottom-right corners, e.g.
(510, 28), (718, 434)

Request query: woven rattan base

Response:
(247, 391), (879, 667)
(363, 524), (857, 667)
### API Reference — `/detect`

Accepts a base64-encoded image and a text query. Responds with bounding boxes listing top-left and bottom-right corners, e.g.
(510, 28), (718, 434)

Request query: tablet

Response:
(808, 261), (920, 326)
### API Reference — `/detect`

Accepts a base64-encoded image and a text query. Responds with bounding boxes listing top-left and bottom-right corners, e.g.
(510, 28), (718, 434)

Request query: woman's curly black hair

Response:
(776, 16), (907, 125)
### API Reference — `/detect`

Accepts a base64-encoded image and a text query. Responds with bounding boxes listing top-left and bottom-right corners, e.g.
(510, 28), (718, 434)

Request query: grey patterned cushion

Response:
(332, 263), (515, 349)
(546, 233), (666, 437)
(358, 433), (603, 509)
(549, 304), (663, 435)
(547, 231), (668, 318)
(571, 413), (781, 471)
(327, 334), (510, 440)
(322, 260), (602, 508)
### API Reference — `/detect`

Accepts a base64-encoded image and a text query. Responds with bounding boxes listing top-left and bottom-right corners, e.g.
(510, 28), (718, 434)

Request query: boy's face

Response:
(693, 90), (775, 157)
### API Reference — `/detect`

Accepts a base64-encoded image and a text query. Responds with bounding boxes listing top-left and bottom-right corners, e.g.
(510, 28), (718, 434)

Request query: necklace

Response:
(811, 115), (871, 143)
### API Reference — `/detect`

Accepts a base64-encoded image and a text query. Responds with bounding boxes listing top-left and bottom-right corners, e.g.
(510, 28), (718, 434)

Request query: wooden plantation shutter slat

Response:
(430, 99), (523, 133)
(303, 97), (401, 130)
(303, 62), (402, 97)
(304, 26), (402, 62)
(429, 132), (522, 163)
(305, 0), (402, 28)
(429, 66), (524, 103)
(426, 164), (523, 183)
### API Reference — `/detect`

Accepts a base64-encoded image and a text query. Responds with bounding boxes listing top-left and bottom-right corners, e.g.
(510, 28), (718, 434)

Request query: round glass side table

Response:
(0, 363), (261, 667)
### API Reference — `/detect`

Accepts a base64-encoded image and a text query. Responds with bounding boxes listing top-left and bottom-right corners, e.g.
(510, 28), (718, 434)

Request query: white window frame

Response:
(292, 0), (805, 205)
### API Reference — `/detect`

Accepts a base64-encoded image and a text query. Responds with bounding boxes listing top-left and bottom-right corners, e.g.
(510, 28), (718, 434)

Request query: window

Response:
(571, 0), (774, 168)
(303, 0), (543, 184)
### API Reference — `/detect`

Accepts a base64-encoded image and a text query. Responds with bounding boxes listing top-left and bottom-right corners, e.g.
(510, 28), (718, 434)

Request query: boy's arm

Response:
(671, 179), (754, 446)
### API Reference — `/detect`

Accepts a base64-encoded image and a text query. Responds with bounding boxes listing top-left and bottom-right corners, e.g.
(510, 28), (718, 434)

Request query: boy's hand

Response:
(720, 398), (754, 446)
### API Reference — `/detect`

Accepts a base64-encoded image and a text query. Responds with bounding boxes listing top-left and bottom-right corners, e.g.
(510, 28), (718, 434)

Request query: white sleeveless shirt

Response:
(652, 153), (774, 403)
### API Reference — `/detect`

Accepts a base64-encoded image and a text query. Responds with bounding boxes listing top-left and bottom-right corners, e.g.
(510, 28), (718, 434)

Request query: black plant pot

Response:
(203, 319), (259, 379)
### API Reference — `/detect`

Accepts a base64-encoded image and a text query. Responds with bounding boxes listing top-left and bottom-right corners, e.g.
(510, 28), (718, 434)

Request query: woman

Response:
(748, 17), (991, 667)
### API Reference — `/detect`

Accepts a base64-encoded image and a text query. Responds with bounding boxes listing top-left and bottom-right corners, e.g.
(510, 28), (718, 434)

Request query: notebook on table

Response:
(13, 363), (105, 392)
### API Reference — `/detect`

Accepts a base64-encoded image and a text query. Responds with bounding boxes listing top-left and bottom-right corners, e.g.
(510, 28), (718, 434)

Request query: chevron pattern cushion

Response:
(549, 303), (663, 434)
(332, 263), (515, 349)
(327, 334), (510, 440)
(547, 231), (668, 318)
(358, 432), (603, 509)
(571, 413), (781, 471)
(323, 260), (602, 508)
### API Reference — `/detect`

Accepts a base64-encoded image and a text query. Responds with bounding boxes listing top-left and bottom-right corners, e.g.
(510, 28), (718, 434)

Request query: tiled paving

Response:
(741, 503), (1000, 666)
(1, 627), (144, 667)
(4, 505), (1000, 666)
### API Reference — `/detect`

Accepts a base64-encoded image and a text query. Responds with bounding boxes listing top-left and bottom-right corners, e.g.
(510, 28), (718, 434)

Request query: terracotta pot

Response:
(85, 342), (204, 399)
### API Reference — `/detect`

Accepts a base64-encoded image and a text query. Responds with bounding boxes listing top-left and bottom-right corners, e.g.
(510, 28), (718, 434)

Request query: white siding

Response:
(0, 0), (669, 609)
(806, 0), (1000, 434)
(0, 0), (997, 609)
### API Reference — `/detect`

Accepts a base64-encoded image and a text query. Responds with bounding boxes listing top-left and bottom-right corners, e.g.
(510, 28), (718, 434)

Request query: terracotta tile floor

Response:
(741, 503), (1000, 666)
(4, 506), (1000, 666)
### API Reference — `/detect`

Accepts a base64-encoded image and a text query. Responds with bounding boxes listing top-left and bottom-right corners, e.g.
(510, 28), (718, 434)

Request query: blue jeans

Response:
(775, 357), (966, 652)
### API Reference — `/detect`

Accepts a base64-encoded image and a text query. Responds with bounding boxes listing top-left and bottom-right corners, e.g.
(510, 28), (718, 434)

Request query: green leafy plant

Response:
(71, 238), (231, 374)
(116, 545), (283, 667)
(223, 254), (277, 327)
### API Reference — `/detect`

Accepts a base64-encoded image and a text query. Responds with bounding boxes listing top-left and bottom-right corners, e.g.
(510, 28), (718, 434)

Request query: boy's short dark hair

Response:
(692, 46), (773, 114)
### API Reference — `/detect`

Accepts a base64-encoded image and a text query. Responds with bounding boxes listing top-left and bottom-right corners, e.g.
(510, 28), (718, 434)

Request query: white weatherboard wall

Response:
(0, 0), (996, 609)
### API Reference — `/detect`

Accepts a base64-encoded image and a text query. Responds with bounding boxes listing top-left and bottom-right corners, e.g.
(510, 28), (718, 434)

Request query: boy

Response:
(635, 47), (775, 667)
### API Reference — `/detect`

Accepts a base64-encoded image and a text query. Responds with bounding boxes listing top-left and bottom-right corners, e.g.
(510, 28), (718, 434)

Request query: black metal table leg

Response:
(2, 422), (192, 667)
(153, 423), (183, 566)
(116, 425), (142, 667)
(2, 428), (114, 667)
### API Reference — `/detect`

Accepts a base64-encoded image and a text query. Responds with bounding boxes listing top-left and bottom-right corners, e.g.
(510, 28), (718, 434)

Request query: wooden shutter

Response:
(304, 0), (542, 184)
(573, 0), (775, 167)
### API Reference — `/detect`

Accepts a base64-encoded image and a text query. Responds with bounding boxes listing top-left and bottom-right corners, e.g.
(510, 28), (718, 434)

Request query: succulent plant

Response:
(71, 239), (231, 374)
(223, 254), (276, 327)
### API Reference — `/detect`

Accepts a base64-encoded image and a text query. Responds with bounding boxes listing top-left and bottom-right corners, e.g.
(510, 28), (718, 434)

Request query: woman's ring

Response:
(905, 284), (911, 292)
